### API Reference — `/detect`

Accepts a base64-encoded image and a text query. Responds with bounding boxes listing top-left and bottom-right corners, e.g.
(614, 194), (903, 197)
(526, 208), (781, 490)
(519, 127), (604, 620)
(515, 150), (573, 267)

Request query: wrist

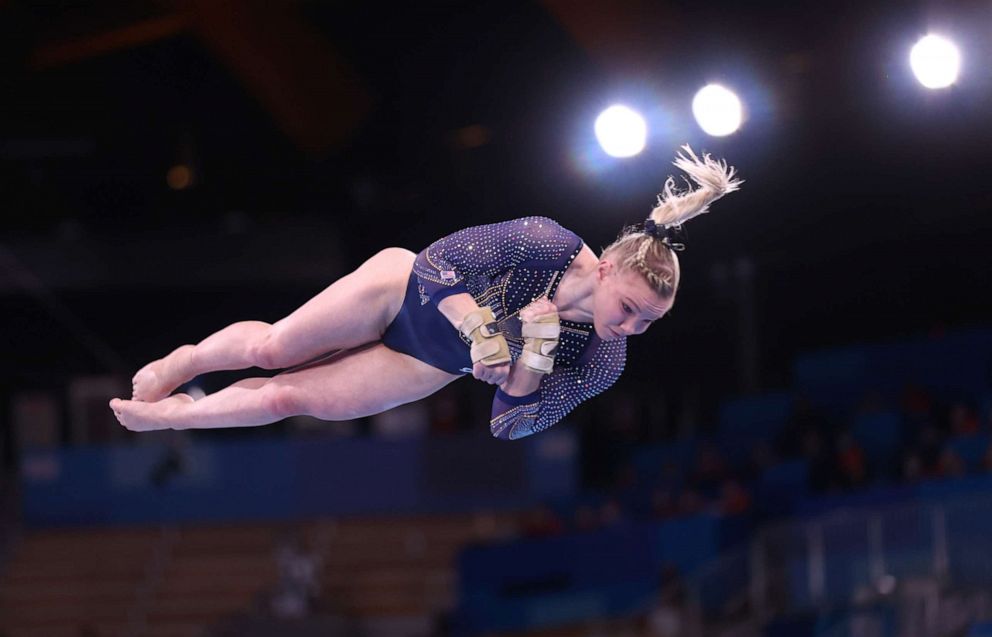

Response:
(500, 358), (543, 396)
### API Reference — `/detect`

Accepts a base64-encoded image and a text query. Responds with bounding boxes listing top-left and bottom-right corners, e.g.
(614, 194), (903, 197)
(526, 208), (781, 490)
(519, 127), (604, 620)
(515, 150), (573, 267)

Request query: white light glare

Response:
(692, 84), (742, 137)
(910, 34), (961, 89)
(594, 105), (647, 158)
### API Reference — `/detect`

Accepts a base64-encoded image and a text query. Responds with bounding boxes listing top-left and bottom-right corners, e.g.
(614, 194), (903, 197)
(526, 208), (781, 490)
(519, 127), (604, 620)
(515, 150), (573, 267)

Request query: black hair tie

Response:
(643, 219), (686, 252)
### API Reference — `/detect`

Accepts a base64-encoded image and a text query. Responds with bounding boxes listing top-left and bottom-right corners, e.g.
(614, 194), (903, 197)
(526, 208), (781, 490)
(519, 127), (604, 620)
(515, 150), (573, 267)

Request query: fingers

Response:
(473, 361), (509, 385)
(520, 298), (559, 322)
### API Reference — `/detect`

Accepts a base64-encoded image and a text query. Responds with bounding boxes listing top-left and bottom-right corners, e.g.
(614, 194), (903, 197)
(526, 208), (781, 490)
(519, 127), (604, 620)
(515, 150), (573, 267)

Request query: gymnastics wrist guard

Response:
(460, 307), (511, 366)
(520, 312), (560, 374)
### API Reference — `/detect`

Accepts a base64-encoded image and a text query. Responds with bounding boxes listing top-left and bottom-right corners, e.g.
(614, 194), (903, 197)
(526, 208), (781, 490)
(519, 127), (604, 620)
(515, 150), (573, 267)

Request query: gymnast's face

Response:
(592, 261), (672, 341)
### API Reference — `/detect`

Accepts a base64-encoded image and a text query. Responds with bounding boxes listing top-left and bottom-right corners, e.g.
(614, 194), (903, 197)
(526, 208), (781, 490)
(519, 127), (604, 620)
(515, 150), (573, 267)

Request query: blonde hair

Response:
(602, 145), (742, 299)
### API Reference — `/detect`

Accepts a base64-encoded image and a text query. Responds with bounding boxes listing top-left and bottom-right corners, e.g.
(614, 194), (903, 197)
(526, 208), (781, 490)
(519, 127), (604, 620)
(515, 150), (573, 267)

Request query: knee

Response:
(252, 328), (289, 370)
(259, 383), (308, 419)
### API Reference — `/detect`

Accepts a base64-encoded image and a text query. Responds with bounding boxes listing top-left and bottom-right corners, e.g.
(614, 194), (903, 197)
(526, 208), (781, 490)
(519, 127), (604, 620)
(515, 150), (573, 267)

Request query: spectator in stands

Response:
(901, 383), (935, 437)
(522, 503), (565, 538)
(573, 503), (601, 532)
(902, 450), (924, 483)
(690, 444), (729, 495)
(937, 447), (967, 478)
(746, 440), (779, 482)
(651, 487), (678, 520)
(777, 394), (830, 458)
(719, 480), (752, 516)
(599, 498), (627, 527)
(801, 427), (834, 492)
(948, 402), (980, 436)
(656, 459), (684, 494)
(836, 431), (867, 488)
(270, 533), (321, 619)
(678, 487), (705, 516)
(982, 441), (992, 473)
(645, 563), (688, 637)
(915, 424), (945, 476)
(856, 389), (888, 415)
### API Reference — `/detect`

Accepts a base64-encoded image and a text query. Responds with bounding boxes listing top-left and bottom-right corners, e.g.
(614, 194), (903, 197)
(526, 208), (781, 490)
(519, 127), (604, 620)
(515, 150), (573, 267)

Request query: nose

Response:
(621, 318), (647, 336)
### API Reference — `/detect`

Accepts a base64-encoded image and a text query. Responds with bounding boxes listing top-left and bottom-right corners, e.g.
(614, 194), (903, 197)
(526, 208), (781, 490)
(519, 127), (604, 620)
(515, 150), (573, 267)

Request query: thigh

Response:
(270, 248), (416, 360)
(271, 342), (462, 421)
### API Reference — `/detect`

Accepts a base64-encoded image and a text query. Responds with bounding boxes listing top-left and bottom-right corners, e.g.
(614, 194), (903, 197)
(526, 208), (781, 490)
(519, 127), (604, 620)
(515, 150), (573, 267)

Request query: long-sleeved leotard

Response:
(393, 216), (626, 440)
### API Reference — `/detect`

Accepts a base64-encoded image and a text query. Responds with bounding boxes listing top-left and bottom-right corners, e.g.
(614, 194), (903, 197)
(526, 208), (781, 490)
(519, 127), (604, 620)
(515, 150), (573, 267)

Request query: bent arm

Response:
(489, 337), (626, 440)
(414, 216), (579, 303)
(436, 292), (483, 332)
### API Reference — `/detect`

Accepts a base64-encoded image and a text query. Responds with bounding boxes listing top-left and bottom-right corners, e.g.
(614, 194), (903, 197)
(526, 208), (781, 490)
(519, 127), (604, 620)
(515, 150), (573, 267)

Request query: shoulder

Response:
(508, 216), (583, 251)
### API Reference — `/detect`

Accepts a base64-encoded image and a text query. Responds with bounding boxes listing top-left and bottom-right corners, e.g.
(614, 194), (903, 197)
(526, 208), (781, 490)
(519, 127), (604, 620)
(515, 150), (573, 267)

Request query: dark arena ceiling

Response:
(1, 0), (990, 404)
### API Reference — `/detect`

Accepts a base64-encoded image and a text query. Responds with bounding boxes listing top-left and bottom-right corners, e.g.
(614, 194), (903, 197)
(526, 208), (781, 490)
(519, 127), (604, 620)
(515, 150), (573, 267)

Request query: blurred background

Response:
(1, 1), (991, 636)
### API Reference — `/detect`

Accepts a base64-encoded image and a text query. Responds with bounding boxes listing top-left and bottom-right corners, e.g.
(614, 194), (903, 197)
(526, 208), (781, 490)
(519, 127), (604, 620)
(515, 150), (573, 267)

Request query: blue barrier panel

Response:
(794, 484), (920, 518)
(756, 460), (809, 516)
(629, 439), (697, 482)
(294, 437), (421, 517)
(20, 431), (578, 527)
(880, 506), (934, 580)
(793, 329), (992, 413)
(918, 475), (992, 503)
(456, 580), (657, 635)
(718, 393), (794, 443)
(459, 521), (661, 598)
(656, 514), (721, 573)
(943, 497), (992, 587)
(820, 515), (870, 605)
(969, 622), (992, 637)
(793, 348), (870, 414)
(851, 411), (903, 477)
(456, 514), (725, 634)
(525, 430), (579, 500)
(947, 434), (992, 473)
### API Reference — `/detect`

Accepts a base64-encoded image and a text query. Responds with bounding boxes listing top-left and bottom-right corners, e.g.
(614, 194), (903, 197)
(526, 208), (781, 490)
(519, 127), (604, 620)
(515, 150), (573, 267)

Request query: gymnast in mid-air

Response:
(110, 146), (741, 440)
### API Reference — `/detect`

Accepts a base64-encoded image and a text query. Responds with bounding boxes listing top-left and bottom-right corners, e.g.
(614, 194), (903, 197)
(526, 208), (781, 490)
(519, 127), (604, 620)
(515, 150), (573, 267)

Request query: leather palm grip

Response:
(460, 307), (511, 366)
(520, 312), (560, 374)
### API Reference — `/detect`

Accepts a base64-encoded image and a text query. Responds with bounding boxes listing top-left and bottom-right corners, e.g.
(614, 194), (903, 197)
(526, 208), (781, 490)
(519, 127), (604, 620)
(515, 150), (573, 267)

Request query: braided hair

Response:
(602, 145), (742, 299)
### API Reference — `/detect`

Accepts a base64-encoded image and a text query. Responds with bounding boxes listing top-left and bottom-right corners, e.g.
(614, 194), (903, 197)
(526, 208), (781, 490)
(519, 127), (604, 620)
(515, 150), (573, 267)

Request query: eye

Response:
(622, 302), (633, 314)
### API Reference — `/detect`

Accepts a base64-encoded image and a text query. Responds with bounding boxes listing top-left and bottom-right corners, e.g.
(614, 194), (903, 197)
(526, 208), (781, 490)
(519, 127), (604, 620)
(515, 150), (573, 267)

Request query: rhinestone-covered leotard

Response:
(382, 216), (626, 440)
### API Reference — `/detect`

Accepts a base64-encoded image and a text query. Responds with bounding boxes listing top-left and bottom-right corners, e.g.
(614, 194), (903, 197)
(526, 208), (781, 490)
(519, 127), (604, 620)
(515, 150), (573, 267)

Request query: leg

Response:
(132, 248), (416, 402)
(113, 343), (460, 432)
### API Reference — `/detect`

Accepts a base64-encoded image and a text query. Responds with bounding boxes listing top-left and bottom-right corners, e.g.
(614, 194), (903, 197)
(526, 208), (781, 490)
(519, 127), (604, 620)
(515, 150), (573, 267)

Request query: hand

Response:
(520, 298), (558, 323)
(473, 360), (510, 385)
(519, 298), (560, 375)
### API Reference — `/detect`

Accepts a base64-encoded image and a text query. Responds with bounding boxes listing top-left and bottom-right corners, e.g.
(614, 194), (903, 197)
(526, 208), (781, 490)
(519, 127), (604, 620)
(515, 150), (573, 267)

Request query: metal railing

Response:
(686, 493), (992, 636)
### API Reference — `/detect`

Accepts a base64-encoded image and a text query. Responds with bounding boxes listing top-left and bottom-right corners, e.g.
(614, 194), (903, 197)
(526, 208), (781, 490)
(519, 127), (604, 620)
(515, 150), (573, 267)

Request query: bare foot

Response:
(110, 393), (194, 432)
(131, 345), (195, 402)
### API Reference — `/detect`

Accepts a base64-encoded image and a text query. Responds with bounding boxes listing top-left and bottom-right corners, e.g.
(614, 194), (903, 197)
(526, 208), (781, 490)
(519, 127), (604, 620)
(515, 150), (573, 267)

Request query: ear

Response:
(597, 259), (613, 282)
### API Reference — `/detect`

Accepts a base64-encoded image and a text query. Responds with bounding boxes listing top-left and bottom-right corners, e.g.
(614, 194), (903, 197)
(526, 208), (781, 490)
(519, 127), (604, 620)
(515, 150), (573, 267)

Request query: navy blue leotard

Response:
(382, 216), (626, 440)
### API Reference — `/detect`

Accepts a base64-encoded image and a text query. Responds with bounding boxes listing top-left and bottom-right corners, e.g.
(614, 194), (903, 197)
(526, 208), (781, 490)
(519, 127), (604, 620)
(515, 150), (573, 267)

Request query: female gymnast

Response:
(109, 147), (741, 440)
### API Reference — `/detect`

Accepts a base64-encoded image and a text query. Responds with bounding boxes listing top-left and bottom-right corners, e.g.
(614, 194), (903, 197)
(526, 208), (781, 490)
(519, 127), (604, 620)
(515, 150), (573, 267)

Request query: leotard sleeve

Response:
(413, 216), (581, 303)
(489, 336), (626, 440)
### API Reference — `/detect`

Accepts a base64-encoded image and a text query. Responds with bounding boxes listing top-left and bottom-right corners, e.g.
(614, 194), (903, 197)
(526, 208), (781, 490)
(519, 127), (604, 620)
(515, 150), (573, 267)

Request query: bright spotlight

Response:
(594, 105), (647, 158)
(910, 34), (961, 89)
(692, 84), (742, 137)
